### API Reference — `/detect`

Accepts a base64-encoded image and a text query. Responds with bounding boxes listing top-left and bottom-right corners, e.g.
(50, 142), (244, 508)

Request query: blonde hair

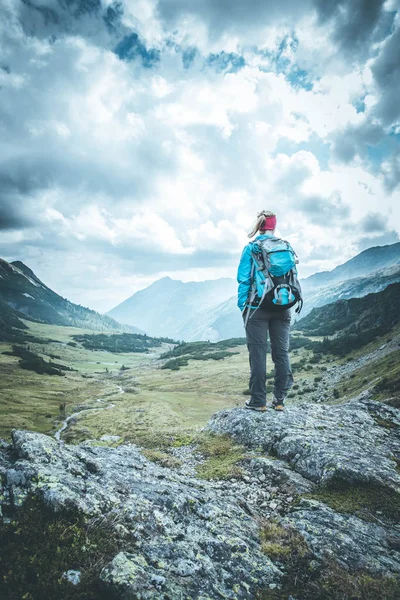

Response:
(248, 210), (276, 238)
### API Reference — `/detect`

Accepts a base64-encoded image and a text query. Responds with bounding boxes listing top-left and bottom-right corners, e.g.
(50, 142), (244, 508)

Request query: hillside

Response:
(0, 258), (142, 336)
(294, 282), (400, 337)
(301, 241), (400, 289)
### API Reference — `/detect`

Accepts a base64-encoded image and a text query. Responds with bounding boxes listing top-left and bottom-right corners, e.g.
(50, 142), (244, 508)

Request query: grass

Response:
(141, 449), (183, 468)
(1, 317), (398, 449)
(304, 481), (400, 525)
(62, 387), (243, 449)
(336, 348), (400, 405)
(260, 520), (308, 559)
(0, 497), (121, 600)
(194, 432), (247, 480)
(256, 520), (400, 600)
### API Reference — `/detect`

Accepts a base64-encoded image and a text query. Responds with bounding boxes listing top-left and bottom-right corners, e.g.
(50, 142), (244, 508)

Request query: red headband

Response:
(260, 215), (276, 230)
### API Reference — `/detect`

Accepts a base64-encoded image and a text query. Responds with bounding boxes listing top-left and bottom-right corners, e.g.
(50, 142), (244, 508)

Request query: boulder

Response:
(207, 399), (400, 492)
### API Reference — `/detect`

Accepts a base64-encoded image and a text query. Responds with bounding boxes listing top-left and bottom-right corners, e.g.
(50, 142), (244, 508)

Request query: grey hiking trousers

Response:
(243, 307), (293, 406)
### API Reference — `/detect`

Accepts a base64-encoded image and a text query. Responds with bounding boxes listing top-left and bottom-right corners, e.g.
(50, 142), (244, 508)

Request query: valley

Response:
(1, 312), (399, 450)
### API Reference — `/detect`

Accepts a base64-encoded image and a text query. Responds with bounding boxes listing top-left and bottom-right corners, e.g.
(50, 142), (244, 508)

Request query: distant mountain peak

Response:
(11, 261), (44, 285)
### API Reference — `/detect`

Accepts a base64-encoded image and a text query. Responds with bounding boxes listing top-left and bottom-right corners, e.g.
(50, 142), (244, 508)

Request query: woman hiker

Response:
(237, 210), (300, 412)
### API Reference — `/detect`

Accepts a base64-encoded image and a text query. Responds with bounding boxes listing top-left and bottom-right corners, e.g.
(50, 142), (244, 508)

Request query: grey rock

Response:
(62, 570), (81, 585)
(206, 399), (400, 492)
(0, 430), (281, 599)
(100, 435), (122, 442)
(283, 499), (400, 575)
(242, 455), (316, 494)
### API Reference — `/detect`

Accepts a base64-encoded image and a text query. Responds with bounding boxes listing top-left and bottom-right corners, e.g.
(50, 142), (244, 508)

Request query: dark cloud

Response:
(0, 171), (42, 230)
(331, 122), (384, 163)
(18, 0), (111, 43)
(357, 230), (400, 251)
(328, 20), (399, 170)
(314, 0), (390, 57)
(156, 0), (311, 38)
(0, 203), (31, 231)
(382, 147), (400, 192)
(0, 6), (179, 218)
(359, 212), (388, 233)
(298, 192), (351, 226)
(157, 0), (396, 60)
(0, 149), (162, 216)
(371, 24), (400, 125)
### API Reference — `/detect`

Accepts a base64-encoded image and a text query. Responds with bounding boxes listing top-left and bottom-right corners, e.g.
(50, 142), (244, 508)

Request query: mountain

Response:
(300, 263), (400, 318)
(107, 242), (400, 341)
(0, 258), (142, 334)
(107, 276), (237, 338)
(171, 296), (242, 342)
(301, 241), (400, 290)
(294, 281), (400, 337)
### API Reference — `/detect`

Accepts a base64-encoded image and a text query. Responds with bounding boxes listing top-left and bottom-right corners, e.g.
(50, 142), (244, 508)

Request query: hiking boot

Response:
(270, 395), (285, 411)
(244, 399), (267, 412)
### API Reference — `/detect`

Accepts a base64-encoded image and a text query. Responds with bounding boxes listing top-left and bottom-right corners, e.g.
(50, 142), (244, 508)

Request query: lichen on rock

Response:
(0, 429), (281, 599)
(1, 398), (400, 599)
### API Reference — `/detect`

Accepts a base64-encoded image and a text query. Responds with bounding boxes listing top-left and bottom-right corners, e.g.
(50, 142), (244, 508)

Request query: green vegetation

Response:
(0, 497), (121, 600)
(257, 520), (400, 600)
(194, 433), (246, 480)
(160, 338), (246, 358)
(141, 449), (183, 468)
(3, 345), (74, 376)
(294, 284), (400, 358)
(312, 328), (386, 357)
(260, 519), (309, 559)
(72, 332), (176, 353)
(0, 299), (32, 343)
(258, 562), (400, 600)
(161, 350), (238, 370)
(373, 374), (400, 399)
(289, 334), (313, 350)
(295, 283), (400, 338)
(372, 415), (398, 430)
(336, 348), (400, 405)
(160, 339), (243, 370)
(305, 482), (400, 525)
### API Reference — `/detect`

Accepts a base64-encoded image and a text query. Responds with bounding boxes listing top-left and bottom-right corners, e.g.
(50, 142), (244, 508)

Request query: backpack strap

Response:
(243, 258), (256, 327)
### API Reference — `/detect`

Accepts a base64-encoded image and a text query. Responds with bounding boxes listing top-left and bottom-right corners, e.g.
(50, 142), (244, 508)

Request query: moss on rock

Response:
(305, 481), (400, 525)
(0, 497), (120, 600)
(194, 432), (247, 480)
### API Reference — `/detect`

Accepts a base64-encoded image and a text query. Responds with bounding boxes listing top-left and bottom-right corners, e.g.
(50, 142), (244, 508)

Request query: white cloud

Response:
(0, 0), (399, 311)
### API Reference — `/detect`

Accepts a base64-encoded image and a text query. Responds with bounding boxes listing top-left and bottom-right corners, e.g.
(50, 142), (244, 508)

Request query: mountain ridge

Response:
(0, 258), (142, 335)
(302, 241), (400, 289)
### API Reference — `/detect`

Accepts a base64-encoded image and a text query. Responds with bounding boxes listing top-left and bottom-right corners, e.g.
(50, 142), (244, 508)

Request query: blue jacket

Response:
(237, 233), (274, 312)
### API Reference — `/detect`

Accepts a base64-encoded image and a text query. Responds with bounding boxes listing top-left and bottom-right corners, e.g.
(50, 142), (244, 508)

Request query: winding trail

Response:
(54, 381), (125, 442)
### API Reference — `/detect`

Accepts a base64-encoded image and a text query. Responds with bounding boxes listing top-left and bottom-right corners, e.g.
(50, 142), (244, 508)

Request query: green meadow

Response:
(1, 318), (398, 447)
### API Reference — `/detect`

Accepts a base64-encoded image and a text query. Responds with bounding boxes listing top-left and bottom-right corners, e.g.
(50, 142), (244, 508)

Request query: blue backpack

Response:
(245, 236), (303, 325)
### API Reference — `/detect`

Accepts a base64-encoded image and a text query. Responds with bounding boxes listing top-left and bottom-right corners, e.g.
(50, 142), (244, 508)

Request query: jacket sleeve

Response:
(237, 244), (253, 311)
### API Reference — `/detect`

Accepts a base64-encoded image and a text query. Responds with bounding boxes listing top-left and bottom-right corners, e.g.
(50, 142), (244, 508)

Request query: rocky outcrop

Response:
(207, 398), (400, 492)
(0, 430), (280, 599)
(1, 398), (400, 598)
(282, 499), (400, 575)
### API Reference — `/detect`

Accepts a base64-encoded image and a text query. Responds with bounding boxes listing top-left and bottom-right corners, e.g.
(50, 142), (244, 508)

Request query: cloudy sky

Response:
(1, 0), (399, 312)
